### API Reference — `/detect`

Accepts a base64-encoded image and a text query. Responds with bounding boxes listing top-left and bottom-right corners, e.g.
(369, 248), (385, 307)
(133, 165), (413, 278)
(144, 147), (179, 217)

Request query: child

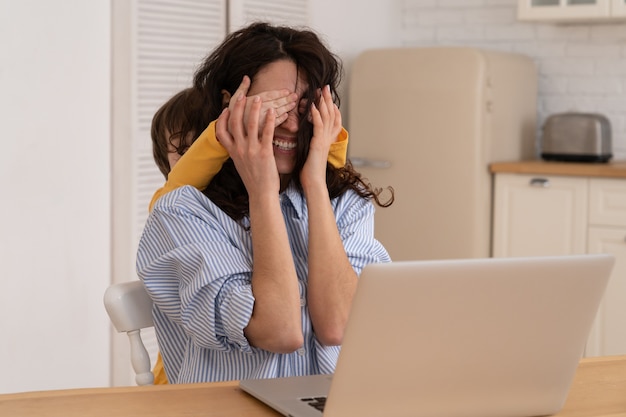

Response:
(151, 87), (206, 179)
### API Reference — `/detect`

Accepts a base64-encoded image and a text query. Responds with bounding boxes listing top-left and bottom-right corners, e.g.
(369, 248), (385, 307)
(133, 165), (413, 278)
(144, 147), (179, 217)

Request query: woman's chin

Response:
(275, 159), (296, 176)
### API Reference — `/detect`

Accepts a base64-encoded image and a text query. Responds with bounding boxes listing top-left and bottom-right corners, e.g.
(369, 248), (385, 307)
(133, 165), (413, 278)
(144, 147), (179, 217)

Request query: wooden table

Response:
(1, 356), (625, 417)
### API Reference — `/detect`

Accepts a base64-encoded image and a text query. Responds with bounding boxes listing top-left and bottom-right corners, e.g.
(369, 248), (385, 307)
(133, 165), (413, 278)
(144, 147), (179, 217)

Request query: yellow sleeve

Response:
(149, 122), (349, 211)
(329, 127), (348, 169)
(152, 353), (169, 384)
(149, 121), (228, 210)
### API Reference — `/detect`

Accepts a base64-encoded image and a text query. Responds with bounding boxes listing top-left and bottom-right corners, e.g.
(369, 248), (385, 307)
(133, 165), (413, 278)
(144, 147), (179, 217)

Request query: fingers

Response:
(257, 89), (296, 106)
(246, 96), (262, 142)
(228, 87), (248, 140)
(215, 108), (233, 146)
(222, 78), (280, 149)
(238, 81), (297, 132)
(245, 95), (274, 152)
(311, 86), (336, 126)
(222, 94), (269, 159)
(255, 89), (297, 127)
(332, 104), (342, 136)
(273, 93), (297, 127)
(309, 85), (342, 145)
(251, 96), (277, 151)
(322, 85), (342, 136)
(262, 107), (277, 145)
(229, 76), (251, 111)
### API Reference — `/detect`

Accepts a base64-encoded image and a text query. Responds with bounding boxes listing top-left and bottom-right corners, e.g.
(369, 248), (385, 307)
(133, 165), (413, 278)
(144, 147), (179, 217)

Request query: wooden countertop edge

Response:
(2, 356), (625, 401)
(0, 380), (240, 400)
(490, 160), (626, 178)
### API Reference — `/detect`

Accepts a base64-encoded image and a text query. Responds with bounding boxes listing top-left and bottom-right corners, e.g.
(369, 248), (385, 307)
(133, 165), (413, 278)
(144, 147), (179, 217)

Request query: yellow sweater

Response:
(149, 120), (349, 384)
(149, 120), (349, 210)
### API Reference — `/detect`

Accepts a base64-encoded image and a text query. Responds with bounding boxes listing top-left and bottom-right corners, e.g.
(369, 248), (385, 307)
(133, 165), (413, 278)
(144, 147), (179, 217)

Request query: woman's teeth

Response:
(273, 140), (296, 150)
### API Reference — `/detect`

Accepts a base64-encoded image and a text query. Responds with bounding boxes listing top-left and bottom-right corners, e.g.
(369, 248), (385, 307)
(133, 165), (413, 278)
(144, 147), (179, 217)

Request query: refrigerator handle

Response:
(350, 157), (392, 169)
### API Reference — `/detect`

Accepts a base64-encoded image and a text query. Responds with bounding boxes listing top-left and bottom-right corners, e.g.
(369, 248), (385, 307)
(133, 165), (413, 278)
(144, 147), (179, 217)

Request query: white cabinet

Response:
(492, 172), (626, 357)
(518, 0), (626, 22)
(586, 179), (626, 356)
(492, 174), (588, 257)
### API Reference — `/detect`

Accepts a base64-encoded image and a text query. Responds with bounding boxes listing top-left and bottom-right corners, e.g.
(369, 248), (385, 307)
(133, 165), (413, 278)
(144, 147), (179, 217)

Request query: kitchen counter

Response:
(490, 160), (626, 178)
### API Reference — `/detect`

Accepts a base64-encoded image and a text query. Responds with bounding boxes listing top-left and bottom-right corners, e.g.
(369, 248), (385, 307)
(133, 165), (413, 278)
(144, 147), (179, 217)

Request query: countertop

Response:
(490, 160), (626, 178)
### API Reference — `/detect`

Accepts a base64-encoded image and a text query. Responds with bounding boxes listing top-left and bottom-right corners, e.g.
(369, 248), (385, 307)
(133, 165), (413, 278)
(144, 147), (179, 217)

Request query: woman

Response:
(137, 22), (393, 383)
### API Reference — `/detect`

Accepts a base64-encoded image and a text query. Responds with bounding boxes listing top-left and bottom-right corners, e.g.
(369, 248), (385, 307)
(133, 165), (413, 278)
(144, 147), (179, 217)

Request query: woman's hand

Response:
(300, 85), (342, 190)
(216, 92), (280, 197)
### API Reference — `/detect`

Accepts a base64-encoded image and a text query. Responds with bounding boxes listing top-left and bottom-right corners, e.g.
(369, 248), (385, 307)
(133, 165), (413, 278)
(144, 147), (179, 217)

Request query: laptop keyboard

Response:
(301, 397), (327, 412)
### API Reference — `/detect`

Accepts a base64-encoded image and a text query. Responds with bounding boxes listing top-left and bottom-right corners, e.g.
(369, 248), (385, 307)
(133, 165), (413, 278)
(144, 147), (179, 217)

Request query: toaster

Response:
(541, 112), (612, 163)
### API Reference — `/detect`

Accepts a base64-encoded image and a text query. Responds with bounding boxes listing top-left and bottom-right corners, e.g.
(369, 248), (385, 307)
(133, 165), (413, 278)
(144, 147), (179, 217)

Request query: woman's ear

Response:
(221, 89), (232, 107)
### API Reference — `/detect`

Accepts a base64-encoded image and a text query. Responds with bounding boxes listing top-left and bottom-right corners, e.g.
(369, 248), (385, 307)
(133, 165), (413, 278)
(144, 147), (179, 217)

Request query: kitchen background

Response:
(399, 0), (626, 159)
(1, 0), (624, 394)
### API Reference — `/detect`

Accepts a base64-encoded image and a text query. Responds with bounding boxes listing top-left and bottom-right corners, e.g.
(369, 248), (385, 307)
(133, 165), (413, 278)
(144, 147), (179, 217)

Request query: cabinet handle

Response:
(530, 178), (550, 188)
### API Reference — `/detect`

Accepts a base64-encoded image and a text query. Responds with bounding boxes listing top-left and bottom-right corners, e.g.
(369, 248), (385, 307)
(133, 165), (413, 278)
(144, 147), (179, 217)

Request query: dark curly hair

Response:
(194, 22), (393, 221)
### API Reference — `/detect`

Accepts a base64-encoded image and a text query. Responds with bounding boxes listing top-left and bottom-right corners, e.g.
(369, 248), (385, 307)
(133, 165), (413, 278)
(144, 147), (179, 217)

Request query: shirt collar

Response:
(280, 182), (305, 219)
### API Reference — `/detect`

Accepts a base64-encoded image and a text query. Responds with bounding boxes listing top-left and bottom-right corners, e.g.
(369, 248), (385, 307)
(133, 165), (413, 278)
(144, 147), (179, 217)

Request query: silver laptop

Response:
(240, 254), (614, 417)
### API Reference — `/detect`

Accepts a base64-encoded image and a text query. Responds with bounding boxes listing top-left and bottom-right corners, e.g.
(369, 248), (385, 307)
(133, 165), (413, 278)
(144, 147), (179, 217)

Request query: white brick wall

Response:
(401, 0), (626, 159)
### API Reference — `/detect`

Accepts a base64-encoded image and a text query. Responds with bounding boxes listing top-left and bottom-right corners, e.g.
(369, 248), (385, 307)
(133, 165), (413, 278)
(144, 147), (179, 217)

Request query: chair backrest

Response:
(103, 280), (155, 385)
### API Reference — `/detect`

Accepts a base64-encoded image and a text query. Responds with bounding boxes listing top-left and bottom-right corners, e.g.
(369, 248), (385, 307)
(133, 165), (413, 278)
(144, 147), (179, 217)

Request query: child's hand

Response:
(229, 76), (298, 133)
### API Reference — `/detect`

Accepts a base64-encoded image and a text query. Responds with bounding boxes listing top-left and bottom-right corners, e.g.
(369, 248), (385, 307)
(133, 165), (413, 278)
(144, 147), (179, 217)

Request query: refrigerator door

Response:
(348, 47), (536, 261)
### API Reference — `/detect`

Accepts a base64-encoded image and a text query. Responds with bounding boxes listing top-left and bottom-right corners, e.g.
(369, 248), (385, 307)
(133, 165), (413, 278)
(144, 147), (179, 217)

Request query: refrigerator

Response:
(348, 47), (538, 261)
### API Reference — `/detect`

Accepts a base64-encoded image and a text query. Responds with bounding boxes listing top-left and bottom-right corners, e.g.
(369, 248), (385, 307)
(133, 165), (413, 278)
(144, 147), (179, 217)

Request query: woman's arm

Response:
(301, 86), (357, 346)
(138, 189), (258, 353)
(217, 94), (303, 353)
(305, 183), (358, 346)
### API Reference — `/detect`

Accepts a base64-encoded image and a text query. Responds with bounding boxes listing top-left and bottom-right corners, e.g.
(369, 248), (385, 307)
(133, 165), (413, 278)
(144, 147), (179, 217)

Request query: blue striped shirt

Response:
(136, 184), (390, 383)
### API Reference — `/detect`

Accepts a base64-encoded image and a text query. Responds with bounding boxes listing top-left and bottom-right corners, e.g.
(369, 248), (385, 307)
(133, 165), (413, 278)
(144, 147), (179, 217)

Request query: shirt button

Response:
(297, 348), (305, 356)
(300, 297), (306, 306)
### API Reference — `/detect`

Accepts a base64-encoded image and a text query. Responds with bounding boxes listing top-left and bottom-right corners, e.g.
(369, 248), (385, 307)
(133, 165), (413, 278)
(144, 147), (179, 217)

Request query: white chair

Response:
(103, 280), (155, 385)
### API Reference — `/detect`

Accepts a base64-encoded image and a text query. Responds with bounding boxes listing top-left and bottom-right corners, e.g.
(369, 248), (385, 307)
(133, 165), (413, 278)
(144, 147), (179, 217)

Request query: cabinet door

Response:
(492, 173), (588, 257)
(518, 0), (612, 21)
(590, 178), (626, 227)
(586, 227), (626, 356)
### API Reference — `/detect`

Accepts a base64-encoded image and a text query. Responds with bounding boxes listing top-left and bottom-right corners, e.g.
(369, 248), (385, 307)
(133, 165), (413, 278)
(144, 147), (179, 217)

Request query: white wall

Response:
(309, 0), (402, 62)
(0, 0), (111, 393)
(397, 0), (626, 159)
(308, 0), (403, 129)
